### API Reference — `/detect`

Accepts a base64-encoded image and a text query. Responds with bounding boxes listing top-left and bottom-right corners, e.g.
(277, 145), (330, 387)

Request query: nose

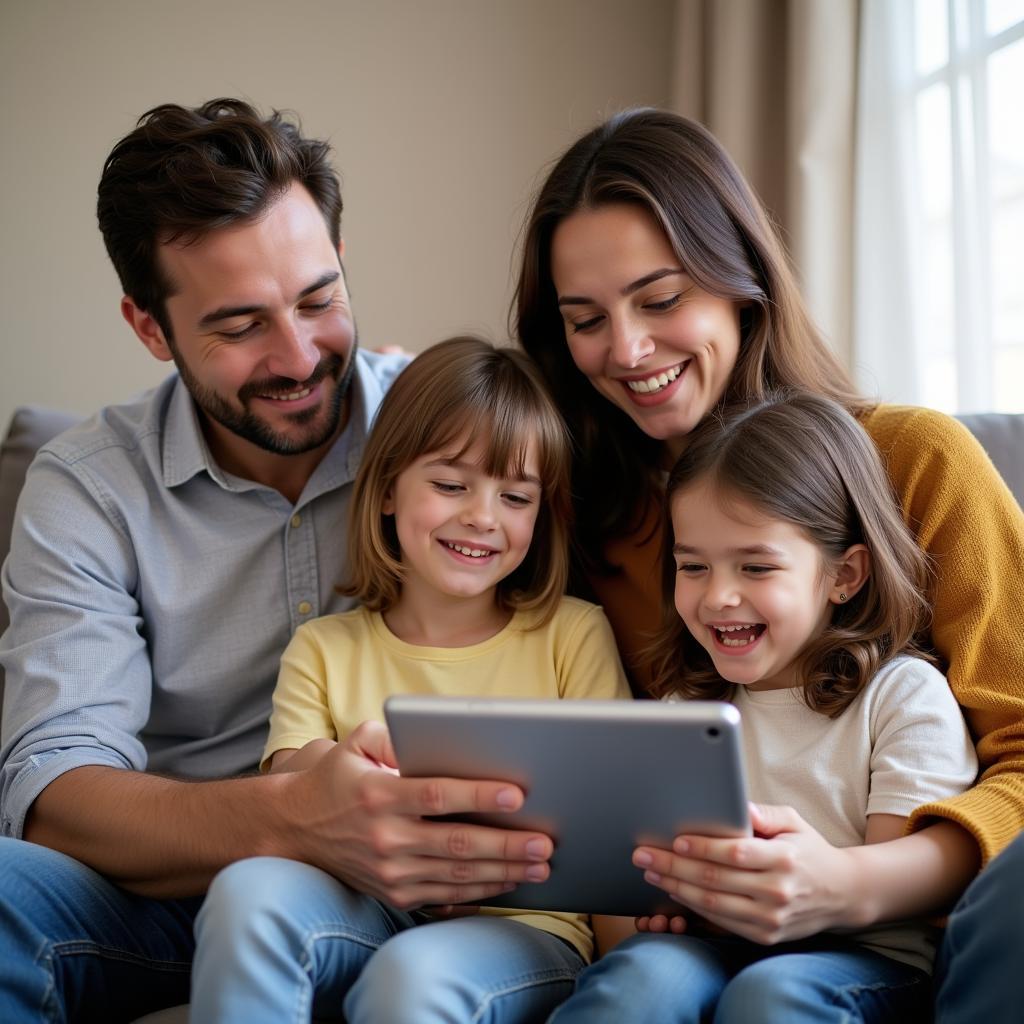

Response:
(608, 313), (654, 369)
(702, 572), (741, 611)
(264, 319), (321, 382)
(459, 492), (498, 532)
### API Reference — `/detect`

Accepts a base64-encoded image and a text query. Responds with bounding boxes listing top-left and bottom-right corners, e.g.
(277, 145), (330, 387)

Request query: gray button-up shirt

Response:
(0, 349), (408, 838)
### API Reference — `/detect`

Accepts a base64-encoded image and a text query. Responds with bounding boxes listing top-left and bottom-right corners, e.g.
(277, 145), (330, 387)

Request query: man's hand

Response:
(282, 720), (552, 910)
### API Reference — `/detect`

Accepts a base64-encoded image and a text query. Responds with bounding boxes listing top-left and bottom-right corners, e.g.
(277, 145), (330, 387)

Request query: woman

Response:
(514, 108), (1024, 1023)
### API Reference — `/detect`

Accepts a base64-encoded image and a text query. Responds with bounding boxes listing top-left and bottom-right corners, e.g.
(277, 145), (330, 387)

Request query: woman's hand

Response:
(632, 803), (861, 945)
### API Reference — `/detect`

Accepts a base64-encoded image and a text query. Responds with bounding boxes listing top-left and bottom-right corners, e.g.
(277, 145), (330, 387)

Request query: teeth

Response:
(713, 624), (762, 648)
(721, 634), (754, 647)
(626, 364), (683, 394)
(446, 542), (493, 558)
(262, 387), (312, 402)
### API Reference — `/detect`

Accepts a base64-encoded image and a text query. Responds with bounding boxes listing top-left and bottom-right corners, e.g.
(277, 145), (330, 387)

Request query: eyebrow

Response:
(197, 270), (341, 329)
(424, 457), (542, 487)
(557, 267), (685, 307)
(672, 543), (787, 557)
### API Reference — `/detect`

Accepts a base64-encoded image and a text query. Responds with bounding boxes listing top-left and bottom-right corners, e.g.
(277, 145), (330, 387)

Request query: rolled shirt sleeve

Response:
(1, 455), (151, 837)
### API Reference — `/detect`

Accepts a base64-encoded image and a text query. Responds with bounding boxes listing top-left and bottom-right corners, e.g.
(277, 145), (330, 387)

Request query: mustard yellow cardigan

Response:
(589, 404), (1024, 865)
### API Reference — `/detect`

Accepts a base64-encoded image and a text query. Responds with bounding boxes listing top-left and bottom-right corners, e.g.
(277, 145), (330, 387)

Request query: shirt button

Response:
(290, 513), (302, 528)
(297, 600), (312, 615)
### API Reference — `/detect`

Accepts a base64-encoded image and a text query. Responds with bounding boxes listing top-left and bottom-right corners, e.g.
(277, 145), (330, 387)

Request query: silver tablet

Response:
(384, 696), (749, 916)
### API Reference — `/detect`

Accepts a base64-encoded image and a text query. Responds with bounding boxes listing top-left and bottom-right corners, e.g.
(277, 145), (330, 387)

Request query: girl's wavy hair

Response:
(342, 336), (572, 625)
(647, 391), (932, 717)
(513, 108), (869, 580)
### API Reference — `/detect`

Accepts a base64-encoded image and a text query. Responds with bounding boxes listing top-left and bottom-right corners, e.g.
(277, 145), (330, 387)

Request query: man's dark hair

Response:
(97, 98), (342, 336)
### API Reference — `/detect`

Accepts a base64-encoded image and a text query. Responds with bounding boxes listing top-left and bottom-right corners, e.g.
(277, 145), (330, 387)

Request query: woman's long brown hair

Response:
(513, 109), (868, 580)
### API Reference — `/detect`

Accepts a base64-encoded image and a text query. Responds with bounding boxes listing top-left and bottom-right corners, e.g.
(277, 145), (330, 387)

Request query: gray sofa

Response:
(1, 404), (1023, 1024)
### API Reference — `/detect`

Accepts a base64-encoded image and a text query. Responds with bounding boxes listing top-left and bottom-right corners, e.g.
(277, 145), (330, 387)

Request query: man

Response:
(0, 99), (554, 1021)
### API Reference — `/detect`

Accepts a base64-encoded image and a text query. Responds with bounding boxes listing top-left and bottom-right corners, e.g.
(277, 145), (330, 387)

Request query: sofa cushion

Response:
(956, 412), (1024, 508)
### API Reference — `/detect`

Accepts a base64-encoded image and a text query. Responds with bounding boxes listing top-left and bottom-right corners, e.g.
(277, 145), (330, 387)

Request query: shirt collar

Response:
(161, 377), (216, 489)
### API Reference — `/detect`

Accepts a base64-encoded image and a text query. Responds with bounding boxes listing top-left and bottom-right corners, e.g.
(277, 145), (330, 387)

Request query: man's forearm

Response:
(23, 765), (299, 898)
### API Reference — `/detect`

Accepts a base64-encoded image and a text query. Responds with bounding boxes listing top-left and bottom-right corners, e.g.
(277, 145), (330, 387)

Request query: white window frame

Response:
(855, 0), (1024, 413)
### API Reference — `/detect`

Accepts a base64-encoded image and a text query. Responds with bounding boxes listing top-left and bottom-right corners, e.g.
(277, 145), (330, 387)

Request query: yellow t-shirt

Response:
(264, 596), (631, 961)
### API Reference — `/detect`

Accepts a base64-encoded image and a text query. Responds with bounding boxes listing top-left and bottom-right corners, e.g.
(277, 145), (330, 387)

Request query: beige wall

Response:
(0, 0), (673, 431)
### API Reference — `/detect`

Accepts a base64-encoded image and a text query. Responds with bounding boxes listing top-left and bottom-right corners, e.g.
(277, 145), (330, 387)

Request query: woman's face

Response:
(550, 203), (742, 454)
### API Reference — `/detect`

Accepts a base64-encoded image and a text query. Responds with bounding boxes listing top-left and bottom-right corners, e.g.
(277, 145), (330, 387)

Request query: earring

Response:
(838, 593), (848, 602)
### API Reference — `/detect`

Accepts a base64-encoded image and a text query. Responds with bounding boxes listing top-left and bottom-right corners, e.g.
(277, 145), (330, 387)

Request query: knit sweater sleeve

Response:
(863, 405), (1024, 862)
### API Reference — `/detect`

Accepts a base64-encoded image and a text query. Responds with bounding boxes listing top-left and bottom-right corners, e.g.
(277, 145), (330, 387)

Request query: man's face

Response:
(141, 182), (357, 465)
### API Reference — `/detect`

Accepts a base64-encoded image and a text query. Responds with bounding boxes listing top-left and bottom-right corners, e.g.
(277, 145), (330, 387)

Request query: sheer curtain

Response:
(855, 0), (1024, 413)
(669, 0), (859, 367)
(669, 0), (1024, 412)
(853, 0), (920, 404)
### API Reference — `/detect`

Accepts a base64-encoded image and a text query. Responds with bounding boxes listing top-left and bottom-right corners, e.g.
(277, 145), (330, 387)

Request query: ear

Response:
(337, 237), (346, 261)
(121, 296), (174, 363)
(828, 544), (870, 606)
(381, 486), (395, 516)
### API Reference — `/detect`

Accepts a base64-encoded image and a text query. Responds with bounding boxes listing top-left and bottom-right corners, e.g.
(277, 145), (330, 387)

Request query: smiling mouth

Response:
(243, 353), (343, 405)
(443, 541), (498, 559)
(622, 361), (688, 395)
(258, 386), (314, 402)
(711, 623), (766, 648)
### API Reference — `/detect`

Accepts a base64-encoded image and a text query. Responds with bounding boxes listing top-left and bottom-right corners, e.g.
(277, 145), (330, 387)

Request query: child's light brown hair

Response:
(648, 391), (932, 717)
(343, 336), (572, 623)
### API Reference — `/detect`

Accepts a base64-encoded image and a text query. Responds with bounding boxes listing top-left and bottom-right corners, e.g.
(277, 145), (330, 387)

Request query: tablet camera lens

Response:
(704, 726), (721, 741)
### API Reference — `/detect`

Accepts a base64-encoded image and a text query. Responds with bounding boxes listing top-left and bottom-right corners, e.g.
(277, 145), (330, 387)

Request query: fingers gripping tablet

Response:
(384, 697), (750, 915)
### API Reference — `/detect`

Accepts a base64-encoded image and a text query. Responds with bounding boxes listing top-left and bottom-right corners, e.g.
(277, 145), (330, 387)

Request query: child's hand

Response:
(635, 913), (687, 934)
(632, 802), (859, 945)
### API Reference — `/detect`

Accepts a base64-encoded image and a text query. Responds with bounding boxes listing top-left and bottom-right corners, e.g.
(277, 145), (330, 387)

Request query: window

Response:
(907, 0), (1024, 412)
(856, 3), (1024, 415)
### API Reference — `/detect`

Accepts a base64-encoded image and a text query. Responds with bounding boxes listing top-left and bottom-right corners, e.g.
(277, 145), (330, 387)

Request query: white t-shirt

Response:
(732, 655), (978, 974)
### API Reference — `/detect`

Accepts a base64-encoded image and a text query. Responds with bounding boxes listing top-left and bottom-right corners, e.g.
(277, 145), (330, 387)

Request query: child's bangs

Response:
(431, 394), (552, 486)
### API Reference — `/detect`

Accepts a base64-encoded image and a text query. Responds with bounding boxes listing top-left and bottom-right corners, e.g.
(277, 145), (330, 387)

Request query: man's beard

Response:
(170, 339), (358, 456)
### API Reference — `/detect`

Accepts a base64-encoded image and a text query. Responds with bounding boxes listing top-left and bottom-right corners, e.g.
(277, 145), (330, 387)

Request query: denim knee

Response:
(717, 951), (929, 1024)
(196, 857), (283, 949)
(549, 933), (728, 1024)
(717, 957), (825, 1023)
(347, 928), (461, 1022)
(936, 831), (1024, 1024)
(0, 837), (196, 1023)
(346, 918), (581, 1024)
(195, 856), (353, 956)
(583, 935), (699, 1006)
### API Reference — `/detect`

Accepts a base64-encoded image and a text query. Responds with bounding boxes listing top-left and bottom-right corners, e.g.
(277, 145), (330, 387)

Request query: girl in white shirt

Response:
(552, 391), (977, 1024)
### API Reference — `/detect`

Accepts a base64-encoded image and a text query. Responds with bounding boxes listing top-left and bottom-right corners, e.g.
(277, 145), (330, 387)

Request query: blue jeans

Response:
(3, 832), (1023, 1022)
(935, 827), (1024, 1023)
(189, 856), (584, 1023)
(547, 930), (930, 1024)
(0, 837), (199, 1022)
